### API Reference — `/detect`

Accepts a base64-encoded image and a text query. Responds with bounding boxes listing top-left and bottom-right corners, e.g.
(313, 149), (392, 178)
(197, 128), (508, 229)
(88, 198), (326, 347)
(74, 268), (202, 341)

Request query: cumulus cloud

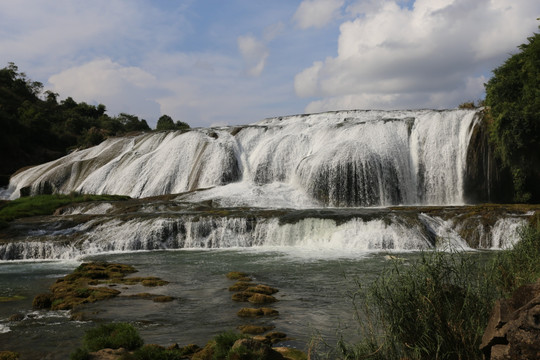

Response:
(48, 59), (163, 122)
(293, 0), (345, 29)
(237, 35), (269, 77)
(295, 0), (540, 111)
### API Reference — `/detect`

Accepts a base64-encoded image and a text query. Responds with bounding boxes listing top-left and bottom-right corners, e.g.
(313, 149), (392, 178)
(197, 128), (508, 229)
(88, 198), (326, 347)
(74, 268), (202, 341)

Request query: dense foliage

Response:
(0, 63), (189, 185)
(484, 26), (540, 202)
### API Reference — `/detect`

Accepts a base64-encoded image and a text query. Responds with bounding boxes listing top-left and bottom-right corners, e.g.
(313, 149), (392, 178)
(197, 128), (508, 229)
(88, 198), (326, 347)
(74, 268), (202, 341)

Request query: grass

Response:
(331, 218), (540, 360)
(0, 193), (130, 225)
(82, 323), (144, 352)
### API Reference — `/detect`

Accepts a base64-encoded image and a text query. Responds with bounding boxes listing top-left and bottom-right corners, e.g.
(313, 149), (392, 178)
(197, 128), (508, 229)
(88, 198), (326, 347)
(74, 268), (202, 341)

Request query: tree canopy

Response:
(0, 62), (189, 185)
(484, 26), (540, 202)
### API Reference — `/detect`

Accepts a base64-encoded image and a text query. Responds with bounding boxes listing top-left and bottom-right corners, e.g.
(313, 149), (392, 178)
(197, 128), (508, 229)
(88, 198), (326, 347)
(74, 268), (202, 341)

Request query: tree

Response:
(484, 25), (540, 202)
(156, 115), (176, 130)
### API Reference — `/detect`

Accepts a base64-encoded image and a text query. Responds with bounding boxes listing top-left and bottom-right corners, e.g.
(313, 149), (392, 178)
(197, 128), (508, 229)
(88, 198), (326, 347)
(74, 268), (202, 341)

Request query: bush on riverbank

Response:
(334, 220), (540, 360)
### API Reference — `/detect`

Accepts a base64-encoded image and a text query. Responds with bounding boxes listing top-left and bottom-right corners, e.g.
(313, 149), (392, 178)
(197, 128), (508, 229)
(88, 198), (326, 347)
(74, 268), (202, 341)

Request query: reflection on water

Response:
(0, 249), (431, 358)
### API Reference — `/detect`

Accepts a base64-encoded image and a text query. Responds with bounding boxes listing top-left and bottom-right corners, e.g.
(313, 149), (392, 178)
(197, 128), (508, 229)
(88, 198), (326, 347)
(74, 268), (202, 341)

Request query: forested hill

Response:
(0, 63), (188, 186)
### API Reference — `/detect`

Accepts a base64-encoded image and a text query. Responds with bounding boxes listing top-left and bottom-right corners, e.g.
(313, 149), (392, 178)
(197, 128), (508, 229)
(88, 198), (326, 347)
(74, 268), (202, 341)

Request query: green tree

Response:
(484, 25), (540, 202)
(156, 114), (176, 130)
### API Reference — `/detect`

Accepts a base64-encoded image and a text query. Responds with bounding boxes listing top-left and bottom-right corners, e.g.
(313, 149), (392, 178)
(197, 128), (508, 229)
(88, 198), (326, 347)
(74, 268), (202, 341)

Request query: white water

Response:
(0, 211), (526, 261)
(7, 109), (480, 207)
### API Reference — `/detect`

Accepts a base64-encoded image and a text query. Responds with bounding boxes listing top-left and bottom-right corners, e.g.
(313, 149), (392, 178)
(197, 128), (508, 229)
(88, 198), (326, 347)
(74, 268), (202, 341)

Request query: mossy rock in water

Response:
(229, 281), (253, 292)
(232, 291), (256, 302)
(8, 313), (24, 322)
(32, 261), (169, 311)
(32, 293), (52, 309)
(0, 295), (25, 302)
(264, 331), (289, 344)
(122, 276), (169, 286)
(237, 307), (279, 317)
(153, 295), (175, 302)
(273, 347), (308, 360)
(68, 262), (137, 281)
(141, 277), (169, 287)
(0, 351), (20, 360)
(226, 271), (252, 281)
(248, 293), (277, 304)
(237, 324), (276, 334)
(247, 284), (278, 295)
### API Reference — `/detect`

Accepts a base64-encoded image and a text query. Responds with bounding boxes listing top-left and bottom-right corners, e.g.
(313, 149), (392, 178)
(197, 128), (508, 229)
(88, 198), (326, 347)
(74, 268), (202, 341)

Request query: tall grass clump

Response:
(336, 251), (498, 360)
(491, 216), (540, 296)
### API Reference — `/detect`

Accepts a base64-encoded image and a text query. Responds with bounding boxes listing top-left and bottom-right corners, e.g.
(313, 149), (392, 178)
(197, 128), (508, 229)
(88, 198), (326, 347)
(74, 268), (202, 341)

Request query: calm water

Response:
(0, 248), (481, 358)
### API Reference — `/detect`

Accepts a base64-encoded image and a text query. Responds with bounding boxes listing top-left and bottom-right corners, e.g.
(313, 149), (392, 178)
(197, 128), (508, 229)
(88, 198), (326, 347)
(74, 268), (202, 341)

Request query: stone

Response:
(89, 347), (127, 360)
(8, 313), (24, 322)
(237, 325), (276, 334)
(230, 338), (285, 360)
(248, 293), (277, 304)
(237, 307), (279, 317)
(481, 280), (540, 359)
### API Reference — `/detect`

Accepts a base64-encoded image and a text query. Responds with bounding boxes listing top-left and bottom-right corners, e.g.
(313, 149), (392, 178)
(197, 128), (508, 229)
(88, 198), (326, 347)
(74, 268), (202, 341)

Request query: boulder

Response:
(481, 280), (540, 359)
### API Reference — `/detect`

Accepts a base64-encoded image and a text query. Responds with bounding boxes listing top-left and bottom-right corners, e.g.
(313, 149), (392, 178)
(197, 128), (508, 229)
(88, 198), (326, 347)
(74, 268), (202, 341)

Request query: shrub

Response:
(337, 251), (497, 360)
(83, 323), (143, 352)
(212, 331), (247, 360)
(69, 348), (90, 360)
(491, 221), (540, 295)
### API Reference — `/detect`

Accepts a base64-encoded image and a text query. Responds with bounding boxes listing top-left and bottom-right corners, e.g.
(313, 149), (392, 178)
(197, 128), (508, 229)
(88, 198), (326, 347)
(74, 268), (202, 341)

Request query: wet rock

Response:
(273, 347), (308, 360)
(0, 351), (20, 360)
(226, 271), (252, 281)
(229, 281), (253, 292)
(8, 313), (24, 322)
(248, 293), (277, 304)
(481, 280), (540, 359)
(247, 284), (278, 295)
(264, 331), (289, 344)
(230, 338), (285, 360)
(70, 312), (90, 321)
(237, 307), (279, 317)
(232, 291), (255, 302)
(89, 347), (127, 360)
(237, 325), (276, 335)
(153, 295), (175, 302)
(32, 293), (52, 309)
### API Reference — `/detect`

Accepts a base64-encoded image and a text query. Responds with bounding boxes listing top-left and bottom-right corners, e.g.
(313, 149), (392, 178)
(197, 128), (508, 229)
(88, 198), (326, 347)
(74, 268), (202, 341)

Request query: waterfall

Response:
(7, 109), (481, 207)
(0, 203), (529, 261)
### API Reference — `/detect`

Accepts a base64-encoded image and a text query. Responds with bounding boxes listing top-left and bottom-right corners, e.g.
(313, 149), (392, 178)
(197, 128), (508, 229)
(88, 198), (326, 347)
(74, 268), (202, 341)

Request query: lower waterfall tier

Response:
(0, 198), (535, 261)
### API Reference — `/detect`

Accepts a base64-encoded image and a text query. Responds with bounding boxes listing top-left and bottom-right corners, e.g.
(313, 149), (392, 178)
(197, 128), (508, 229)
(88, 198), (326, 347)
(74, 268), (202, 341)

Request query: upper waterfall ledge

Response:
(6, 109), (495, 207)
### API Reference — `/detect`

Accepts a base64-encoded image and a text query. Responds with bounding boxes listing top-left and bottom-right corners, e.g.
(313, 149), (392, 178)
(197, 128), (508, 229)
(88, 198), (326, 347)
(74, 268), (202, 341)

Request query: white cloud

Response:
(293, 0), (345, 29)
(237, 35), (269, 77)
(48, 59), (163, 122)
(295, 0), (540, 111)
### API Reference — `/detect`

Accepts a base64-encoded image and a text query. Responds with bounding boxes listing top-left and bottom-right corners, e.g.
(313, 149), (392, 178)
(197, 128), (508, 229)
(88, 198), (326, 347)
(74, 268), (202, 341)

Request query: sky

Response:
(1, 0), (539, 129)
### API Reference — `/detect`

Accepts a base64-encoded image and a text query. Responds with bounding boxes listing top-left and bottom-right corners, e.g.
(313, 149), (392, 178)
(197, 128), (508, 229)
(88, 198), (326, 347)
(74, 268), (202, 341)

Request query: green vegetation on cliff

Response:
(0, 63), (190, 185)
(484, 26), (540, 203)
(0, 193), (129, 228)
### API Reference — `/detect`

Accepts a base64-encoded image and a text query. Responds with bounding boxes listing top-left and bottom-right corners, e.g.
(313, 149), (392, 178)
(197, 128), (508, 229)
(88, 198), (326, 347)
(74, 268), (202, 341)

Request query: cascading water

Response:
(7, 109), (480, 207)
(1, 108), (529, 261)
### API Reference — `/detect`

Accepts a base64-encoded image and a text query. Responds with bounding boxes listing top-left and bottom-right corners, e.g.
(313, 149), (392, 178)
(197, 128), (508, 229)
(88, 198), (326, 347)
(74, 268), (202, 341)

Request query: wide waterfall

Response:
(2, 108), (528, 261)
(7, 109), (480, 207)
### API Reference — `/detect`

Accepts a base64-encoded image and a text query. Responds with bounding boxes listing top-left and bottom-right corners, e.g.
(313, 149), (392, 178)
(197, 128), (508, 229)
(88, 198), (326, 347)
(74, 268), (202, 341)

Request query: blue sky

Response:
(1, 0), (539, 128)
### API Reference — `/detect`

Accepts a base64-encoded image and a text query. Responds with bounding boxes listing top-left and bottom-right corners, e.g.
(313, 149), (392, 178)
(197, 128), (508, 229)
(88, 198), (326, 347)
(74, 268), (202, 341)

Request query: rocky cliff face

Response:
(463, 111), (513, 203)
(481, 280), (540, 359)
